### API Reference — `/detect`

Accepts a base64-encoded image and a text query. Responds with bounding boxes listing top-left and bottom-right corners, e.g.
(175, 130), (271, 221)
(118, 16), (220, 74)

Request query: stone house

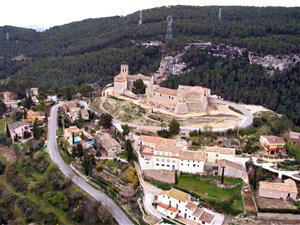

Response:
(287, 131), (300, 147)
(98, 133), (122, 157)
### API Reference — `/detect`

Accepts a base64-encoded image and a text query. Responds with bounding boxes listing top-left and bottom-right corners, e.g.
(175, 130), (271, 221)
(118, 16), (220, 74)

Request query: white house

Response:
(137, 135), (205, 174)
(204, 146), (236, 164)
(156, 188), (221, 225)
(259, 179), (298, 201)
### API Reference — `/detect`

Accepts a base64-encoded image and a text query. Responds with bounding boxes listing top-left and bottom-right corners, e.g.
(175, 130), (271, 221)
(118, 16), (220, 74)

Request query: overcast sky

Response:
(1, 0), (299, 29)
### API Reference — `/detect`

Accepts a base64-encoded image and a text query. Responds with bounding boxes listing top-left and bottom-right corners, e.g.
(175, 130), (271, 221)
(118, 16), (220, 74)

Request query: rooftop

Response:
(153, 86), (177, 96)
(179, 150), (205, 161)
(100, 134), (121, 149)
(186, 202), (198, 211)
(157, 202), (178, 213)
(161, 188), (190, 202)
(259, 179), (298, 193)
(199, 210), (215, 224)
(289, 131), (300, 140)
(8, 121), (30, 130)
(219, 159), (244, 170)
(261, 135), (285, 145)
(204, 146), (236, 155)
(64, 126), (81, 134)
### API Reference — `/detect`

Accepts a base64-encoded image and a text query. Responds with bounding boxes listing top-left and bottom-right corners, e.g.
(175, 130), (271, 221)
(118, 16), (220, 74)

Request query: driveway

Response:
(47, 103), (133, 225)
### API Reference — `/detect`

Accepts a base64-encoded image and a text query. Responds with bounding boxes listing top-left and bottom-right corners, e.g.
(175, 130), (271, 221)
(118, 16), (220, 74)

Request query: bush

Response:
(0, 160), (5, 175)
(157, 129), (171, 138)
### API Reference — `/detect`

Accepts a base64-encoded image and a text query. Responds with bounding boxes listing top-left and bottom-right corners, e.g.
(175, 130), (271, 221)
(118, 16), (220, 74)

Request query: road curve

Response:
(47, 103), (133, 225)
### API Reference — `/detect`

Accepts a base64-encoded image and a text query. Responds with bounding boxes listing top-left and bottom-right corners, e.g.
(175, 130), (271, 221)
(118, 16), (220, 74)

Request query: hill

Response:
(0, 5), (299, 125)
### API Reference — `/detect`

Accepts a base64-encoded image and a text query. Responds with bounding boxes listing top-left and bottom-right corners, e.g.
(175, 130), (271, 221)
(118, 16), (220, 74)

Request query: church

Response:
(113, 64), (211, 114)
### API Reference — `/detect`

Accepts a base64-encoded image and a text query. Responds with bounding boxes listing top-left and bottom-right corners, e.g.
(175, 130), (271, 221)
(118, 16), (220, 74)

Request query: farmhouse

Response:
(98, 133), (122, 157)
(7, 121), (31, 141)
(259, 179), (298, 200)
(156, 188), (220, 225)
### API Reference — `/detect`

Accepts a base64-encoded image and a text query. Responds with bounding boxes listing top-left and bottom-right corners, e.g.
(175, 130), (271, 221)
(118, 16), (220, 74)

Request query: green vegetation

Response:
(0, 144), (115, 225)
(177, 174), (244, 215)
(0, 6), (299, 126)
(132, 79), (146, 95)
(99, 113), (113, 129)
(169, 118), (180, 135)
(286, 141), (300, 160)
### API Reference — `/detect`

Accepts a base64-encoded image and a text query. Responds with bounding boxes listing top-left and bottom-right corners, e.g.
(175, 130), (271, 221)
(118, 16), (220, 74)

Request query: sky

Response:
(1, 0), (299, 30)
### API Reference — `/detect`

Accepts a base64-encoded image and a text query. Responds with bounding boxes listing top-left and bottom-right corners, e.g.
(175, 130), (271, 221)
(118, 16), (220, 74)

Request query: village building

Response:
(7, 121), (31, 141)
(259, 179), (298, 201)
(98, 133), (122, 157)
(146, 84), (211, 114)
(156, 188), (221, 225)
(112, 64), (211, 114)
(63, 126), (94, 149)
(286, 131), (300, 147)
(81, 108), (89, 121)
(218, 159), (248, 182)
(259, 135), (286, 155)
(24, 110), (45, 123)
(2, 91), (18, 109)
(137, 135), (205, 174)
(203, 146), (236, 164)
(113, 64), (154, 96)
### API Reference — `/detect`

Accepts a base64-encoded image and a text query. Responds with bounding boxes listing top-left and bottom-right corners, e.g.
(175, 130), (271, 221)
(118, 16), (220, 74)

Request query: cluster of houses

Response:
(156, 188), (223, 225)
(64, 101), (89, 123)
(63, 125), (123, 158)
(134, 135), (247, 181)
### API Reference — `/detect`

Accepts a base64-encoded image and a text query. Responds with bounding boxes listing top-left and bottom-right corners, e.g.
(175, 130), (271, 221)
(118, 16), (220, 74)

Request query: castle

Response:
(113, 65), (211, 114)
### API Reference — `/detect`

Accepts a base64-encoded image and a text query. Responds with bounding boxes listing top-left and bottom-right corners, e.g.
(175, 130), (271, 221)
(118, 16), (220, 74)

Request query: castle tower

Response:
(120, 64), (129, 76)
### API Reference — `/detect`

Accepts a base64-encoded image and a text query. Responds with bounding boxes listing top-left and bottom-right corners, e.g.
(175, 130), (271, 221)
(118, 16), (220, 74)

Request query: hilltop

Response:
(0, 5), (299, 125)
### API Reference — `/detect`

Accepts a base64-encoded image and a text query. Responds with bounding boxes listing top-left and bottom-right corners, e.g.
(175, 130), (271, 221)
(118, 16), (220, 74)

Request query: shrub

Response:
(157, 129), (171, 138)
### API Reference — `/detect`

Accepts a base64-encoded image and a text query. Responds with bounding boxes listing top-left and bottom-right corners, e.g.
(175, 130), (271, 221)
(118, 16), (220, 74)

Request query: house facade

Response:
(98, 133), (122, 157)
(137, 135), (205, 174)
(156, 188), (219, 225)
(259, 179), (298, 200)
(259, 135), (286, 155)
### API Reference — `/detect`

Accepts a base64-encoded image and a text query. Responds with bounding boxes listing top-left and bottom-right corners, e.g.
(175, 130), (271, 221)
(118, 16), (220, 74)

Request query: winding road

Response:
(47, 103), (133, 225)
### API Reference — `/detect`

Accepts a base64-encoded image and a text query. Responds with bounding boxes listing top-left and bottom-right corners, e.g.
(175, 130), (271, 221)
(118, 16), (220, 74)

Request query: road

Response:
(47, 103), (133, 225)
(112, 99), (253, 133)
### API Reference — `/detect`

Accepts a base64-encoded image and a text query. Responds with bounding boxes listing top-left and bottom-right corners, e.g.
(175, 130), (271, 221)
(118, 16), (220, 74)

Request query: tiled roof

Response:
(179, 150), (205, 161)
(261, 135), (285, 145)
(161, 188), (190, 202)
(153, 86), (177, 96)
(100, 134), (121, 149)
(199, 211), (215, 224)
(186, 202), (198, 211)
(127, 74), (151, 81)
(8, 121), (30, 130)
(259, 179), (298, 193)
(204, 146), (235, 155)
(65, 126), (81, 133)
(219, 159), (244, 170)
(157, 202), (178, 212)
(192, 207), (204, 217)
(114, 74), (127, 82)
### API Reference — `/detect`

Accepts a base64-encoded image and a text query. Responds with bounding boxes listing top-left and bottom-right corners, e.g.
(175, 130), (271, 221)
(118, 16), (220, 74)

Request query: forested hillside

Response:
(0, 5), (299, 124)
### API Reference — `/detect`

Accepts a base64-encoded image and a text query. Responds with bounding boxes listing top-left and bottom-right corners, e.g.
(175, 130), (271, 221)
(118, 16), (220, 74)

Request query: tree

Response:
(23, 96), (33, 109)
(13, 110), (24, 121)
(221, 166), (225, 184)
(33, 119), (43, 139)
(157, 129), (171, 138)
(76, 143), (84, 158)
(0, 160), (5, 175)
(132, 79), (146, 95)
(82, 153), (95, 176)
(125, 140), (134, 162)
(97, 205), (112, 224)
(169, 118), (180, 135)
(99, 113), (113, 129)
(121, 124), (130, 136)
(0, 100), (7, 117)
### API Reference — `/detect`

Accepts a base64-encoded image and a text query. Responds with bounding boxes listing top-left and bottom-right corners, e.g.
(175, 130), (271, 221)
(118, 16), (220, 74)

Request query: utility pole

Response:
(165, 15), (173, 41)
(138, 10), (143, 25)
(218, 8), (222, 21)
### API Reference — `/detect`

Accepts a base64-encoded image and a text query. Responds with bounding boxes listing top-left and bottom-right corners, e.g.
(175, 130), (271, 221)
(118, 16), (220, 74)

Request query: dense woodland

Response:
(0, 5), (299, 124)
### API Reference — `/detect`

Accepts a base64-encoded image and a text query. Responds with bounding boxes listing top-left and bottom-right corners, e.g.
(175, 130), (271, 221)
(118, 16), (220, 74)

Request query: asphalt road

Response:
(47, 103), (133, 225)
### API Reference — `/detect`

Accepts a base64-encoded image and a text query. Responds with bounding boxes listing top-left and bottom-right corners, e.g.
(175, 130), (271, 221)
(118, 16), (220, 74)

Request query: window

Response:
(156, 158), (159, 161)
(146, 162), (149, 164)
(193, 164), (196, 167)
(156, 163), (159, 166)
(181, 163), (183, 166)
(162, 164), (165, 166)
(160, 94), (162, 97)
(167, 165), (170, 167)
